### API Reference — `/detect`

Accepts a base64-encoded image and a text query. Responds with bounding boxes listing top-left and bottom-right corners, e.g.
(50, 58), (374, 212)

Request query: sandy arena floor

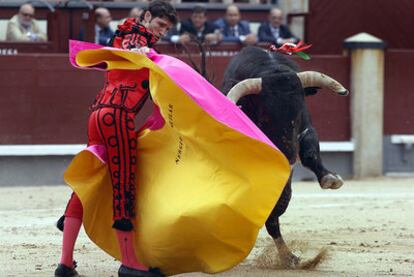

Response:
(0, 177), (413, 277)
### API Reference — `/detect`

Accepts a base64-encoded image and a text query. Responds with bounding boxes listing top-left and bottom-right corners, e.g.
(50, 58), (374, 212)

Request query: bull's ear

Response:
(304, 87), (321, 96)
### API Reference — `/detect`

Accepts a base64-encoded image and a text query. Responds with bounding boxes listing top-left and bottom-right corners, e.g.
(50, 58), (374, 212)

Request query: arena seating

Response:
(0, 2), (274, 53)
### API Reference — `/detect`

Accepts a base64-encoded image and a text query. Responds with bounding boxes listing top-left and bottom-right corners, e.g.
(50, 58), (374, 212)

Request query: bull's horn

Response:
(297, 71), (349, 96)
(227, 78), (262, 103)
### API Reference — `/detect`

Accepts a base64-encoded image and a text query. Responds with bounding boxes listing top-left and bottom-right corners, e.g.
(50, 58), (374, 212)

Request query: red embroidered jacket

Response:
(90, 18), (158, 114)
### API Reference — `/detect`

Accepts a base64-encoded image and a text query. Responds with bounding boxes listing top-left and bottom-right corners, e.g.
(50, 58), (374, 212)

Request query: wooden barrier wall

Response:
(384, 49), (414, 135)
(0, 54), (100, 144)
(308, 0), (414, 54)
(0, 51), (350, 144)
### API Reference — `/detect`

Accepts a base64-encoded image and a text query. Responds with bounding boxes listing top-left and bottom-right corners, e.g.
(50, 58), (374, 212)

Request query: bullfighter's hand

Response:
(130, 47), (150, 55)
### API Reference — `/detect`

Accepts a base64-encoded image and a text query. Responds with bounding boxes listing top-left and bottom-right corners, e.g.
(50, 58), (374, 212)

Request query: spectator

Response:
(129, 6), (143, 19)
(171, 5), (222, 45)
(214, 4), (256, 45)
(258, 7), (299, 46)
(6, 3), (47, 42)
(94, 7), (114, 46)
(119, 6), (144, 25)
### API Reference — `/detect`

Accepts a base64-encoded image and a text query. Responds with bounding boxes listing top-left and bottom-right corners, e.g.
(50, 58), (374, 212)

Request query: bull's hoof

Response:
(280, 252), (300, 269)
(320, 173), (344, 189)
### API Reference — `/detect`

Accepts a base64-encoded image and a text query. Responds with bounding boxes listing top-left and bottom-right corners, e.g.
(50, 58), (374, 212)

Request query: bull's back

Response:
(224, 47), (270, 77)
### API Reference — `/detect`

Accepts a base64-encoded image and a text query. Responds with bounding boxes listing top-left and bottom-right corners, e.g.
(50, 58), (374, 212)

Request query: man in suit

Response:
(258, 7), (299, 46)
(170, 5), (222, 45)
(215, 4), (256, 45)
(94, 7), (114, 46)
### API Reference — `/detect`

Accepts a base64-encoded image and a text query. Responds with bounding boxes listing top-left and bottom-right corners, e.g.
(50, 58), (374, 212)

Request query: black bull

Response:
(222, 46), (348, 267)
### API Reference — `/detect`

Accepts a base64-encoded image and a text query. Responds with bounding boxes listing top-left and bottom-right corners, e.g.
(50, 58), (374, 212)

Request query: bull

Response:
(222, 46), (348, 268)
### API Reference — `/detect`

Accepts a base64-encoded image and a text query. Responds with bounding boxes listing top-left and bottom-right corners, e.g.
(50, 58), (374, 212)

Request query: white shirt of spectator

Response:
(230, 26), (239, 37)
(95, 25), (101, 44)
(196, 26), (205, 40)
(270, 24), (280, 41)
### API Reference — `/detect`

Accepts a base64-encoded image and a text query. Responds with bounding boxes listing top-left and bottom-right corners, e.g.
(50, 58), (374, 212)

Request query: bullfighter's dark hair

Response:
(140, 0), (178, 25)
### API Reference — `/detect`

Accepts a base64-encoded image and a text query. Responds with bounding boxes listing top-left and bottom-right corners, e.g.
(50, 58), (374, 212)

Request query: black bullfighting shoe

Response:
(54, 261), (79, 277)
(118, 265), (165, 277)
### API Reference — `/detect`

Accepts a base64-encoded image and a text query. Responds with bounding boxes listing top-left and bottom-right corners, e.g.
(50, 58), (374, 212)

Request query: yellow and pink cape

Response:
(66, 41), (290, 276)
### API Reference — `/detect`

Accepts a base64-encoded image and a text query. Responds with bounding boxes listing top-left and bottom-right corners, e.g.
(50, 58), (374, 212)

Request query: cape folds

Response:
(66, 40), (290, 275)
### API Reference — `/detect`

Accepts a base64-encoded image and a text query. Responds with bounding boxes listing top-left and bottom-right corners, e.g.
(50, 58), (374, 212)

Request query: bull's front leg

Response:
(265, 175), (300, 268)
(298, 126), (343, 189)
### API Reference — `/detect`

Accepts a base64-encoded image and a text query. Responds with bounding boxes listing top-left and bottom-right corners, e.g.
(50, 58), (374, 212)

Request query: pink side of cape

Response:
(85, 144), (108, 163)
(69, 40), (276, 149)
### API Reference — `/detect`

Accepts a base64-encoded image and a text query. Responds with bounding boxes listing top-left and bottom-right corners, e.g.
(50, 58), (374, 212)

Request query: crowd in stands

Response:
(3, 2), (298, 48)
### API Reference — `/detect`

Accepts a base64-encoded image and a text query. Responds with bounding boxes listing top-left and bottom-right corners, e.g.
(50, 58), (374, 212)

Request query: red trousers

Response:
(65, 108), (138, 226)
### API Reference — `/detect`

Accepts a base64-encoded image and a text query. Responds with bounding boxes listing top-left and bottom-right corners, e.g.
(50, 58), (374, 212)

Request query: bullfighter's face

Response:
(142, 11), (173, 40)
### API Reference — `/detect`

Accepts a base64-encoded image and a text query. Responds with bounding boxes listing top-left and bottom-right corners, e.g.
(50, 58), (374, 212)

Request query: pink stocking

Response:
(60, 217), (82, 268)
(116, 230), (148, 271)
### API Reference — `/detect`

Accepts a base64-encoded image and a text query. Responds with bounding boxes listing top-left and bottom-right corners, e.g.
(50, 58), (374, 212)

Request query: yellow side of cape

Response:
(64, 49), (290, 276)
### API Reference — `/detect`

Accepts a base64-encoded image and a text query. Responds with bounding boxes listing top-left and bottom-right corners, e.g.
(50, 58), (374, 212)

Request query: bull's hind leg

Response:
(298, 126), (343, 189)
(265, 175), (300, 268)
